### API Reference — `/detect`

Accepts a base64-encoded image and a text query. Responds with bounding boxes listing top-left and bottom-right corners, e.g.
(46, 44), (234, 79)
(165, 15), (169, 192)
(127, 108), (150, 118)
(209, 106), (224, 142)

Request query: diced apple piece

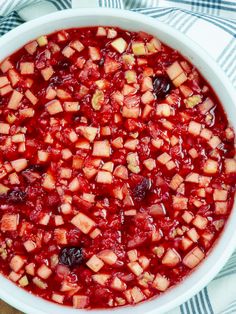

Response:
(208, 136), (221, 149)
(111, 38), (127, 53)
(111, 277), (127, 291)
(162, 248), (181, 266)
(173, 195), (188, 210)
(132, 42), (147, 56)
(92, 274), (110, 285)
(156, 103), (171, 117)
(46, 99), (63, 115)
(141, 91), (154, 105)
(70, 40), (84, 52)
(185, 95), (201, 108)
(104, 57), (120, 74)
(173, 72), (187, 87)
(20, 62), (34, 74)
(0, 59), (13, 73)
(0, 183), (10, 194)
(25, 89), (38, 105)
(225, 127), (234, 140)
(143, 158), (156, 171)
(130, 286), (146, 303)
(96, 170), (113, 184)
(97, 250), (118, 265)
(152, 273), (170, 291)
(89, 228), (101, 239)
(122, 54), (135, 66)
(122, 105), (140, 118)
(187, 228), (199, 242)
(185, 172), (199, 183)
(183, 246), (205, 269)
(113, 165), (128, 180)
(0, 84), (13, 96)
(215, 201), (228, 215)
(0, 122), (10, 134)
(24, 240), (36, 252)
(41, 66), (54, 81)
(203, 159), (218, 174)
(11, 158), (27, 172)
(192, 215), (208, 230)
(71, 212), (95, 234)
(200, 128), (213, 140)
(10, 255), (25, 272)
(25, 263), (35, 276)
(0, 76), (9, 87)
(52, 293), (64, 304)
(169, 174), (184, 190)
(166, 61), (183, 80)
(18, 275), (29, 287)
(62, 46), (75, 58)
(88, 47), (101, 61)
(1, 213), (19, 232)
(38, 150), (49, 162)
(37, 264), (52, 279)
(78, 126), (97, 142)
(42, 173), (55, 190)
(127, 249), (138, 262)
(92, 140), (110, 157)
(92, 89), (104, 110)
(198, 97), (214, 114)
(157, 152), (171, 165)
(37, 35), (48, 46)
(73, 295), (89, 309)
(224, 158), (236, 174)
(188, 121), (202, 136)
(125, 70), (137, 84)
(8, 90), (23, 110)
(86, 255), (104, 272)
(181, 237), (193, 250)
(64, 101), (80, 112)
(213, 189), (228, 201)
(127, 261), (143, 276)
(32, 277), (47, 289)
(24, 41), (38, 55)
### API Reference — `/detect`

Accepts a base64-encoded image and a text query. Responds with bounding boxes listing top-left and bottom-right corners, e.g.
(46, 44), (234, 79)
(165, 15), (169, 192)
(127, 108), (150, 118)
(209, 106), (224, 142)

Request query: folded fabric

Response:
(0, 1), (235, 313)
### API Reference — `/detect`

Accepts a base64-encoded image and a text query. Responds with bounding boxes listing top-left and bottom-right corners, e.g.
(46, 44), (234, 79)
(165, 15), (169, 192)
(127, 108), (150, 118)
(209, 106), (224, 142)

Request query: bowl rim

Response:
(0, 7), (235, 314)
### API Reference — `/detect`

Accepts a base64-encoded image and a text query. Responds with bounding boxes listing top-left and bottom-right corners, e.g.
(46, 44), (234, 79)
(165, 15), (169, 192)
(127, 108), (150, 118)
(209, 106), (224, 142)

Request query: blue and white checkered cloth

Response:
(0, 0), (236, 313)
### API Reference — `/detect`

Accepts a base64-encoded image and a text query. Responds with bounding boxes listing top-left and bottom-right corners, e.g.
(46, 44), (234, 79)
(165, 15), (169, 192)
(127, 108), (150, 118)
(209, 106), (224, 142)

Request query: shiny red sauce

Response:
(0, 26), (235, 309)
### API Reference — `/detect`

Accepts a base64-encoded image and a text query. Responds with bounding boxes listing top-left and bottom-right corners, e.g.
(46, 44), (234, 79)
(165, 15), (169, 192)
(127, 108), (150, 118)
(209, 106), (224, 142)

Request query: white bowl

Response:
(0, 8), (235, 314)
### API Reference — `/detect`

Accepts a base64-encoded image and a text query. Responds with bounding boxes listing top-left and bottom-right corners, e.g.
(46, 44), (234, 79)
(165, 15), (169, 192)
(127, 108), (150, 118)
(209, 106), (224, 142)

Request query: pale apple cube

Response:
(42, 173), (55, 190)
(111, 37), (127, 53)
(182, 211), (194, 224)
(199, 97), (214, 114)
(128, 261), (143, 276)
(96, 170), (113, 184)
(0, 59), (13, 73)
(17, 276), (29, 287)
(71, 212), (95, 234)
(152, 274), (170, 291)
(183, 246), (205, 269)
(73, 295), (89, 309)
(127, 249), (138, 262)
(41, 66), (54, 81)
(89, 47), (101, 61)
(37, 264), (52, 279)
(97, 250), (118, 265)
(1, 213), (19, 232)
(96, 26), (107, 36)
(125, 70), (137, 84)
(89, 228), (101, 239)
(157, 152), (171, 165)
(68, 177), (80, 191)
(225, 127), (234, 140)
(122, 105), (140, 118)
(162, 248), (181, 267)
(181, 237), (193, 250)
(8, 173), (20, 185)
(62, 46), (75, 58)
(0, 76), (9, 87)
(92, 274), (110, 286)
(173, 72), (188, 87)
(188, 121), (202, 136)
(169, 174), (184, 190)
(0, 84), (13, 96)
(8, 90), (23, 110)
(54, 228), (67, 244)
(86, 255), (104, 272)
(20, 62), (34, 74)
(156, 103), (171, 117)
(0, 122), (10, 134)
(64, 101), (80, 112)
(33, 277), (48, 289)
(113, 165), (128, 180)
(69, 40), (84, 52)
(192, 215), (208, 230)
(46, 87), (56, 100)
(24, 89), (38, 105)
(24, 240), (36, 252)
(187, 228), (199, 242)
(92, 140), (110, 157)
(213, 189), (228, 201)
(46, 99), (63, 115)
(102, 161), (114, 172)
(143, 158), (156, 171)
(60, 167), (72, 179)
(185, 95), (202, 108)
(208, 136), (221, 149)
(132, 42), (147, 55)
(203, 159), (218, 174)
(185, 172), (199, 183)
(38, 150), (49, 162)
(24, 41), (38, 55)
(52, 293), (64, 304)
(9, 271), (22, 282)
(37, 35), (48, 46)
(200, 128), (213, 140)
(111, 277), (127, 291)
(130, 286), (145, 303)
(225, 158), (236, 174)
(215, 201), (228, 215)
(78, 126), (97, 142)
(173, 195), (188, 210)
(11, 158), (27, 172)
(10, 255), (25, 272)
(166, 61), (183, 80)
(141, 91), (154, 105)
(122, 54), (135, 66)
(25, 263), (35, 276)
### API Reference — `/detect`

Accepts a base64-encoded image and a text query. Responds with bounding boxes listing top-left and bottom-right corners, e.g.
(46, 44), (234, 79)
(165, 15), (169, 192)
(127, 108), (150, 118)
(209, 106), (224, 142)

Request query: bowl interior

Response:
(0, 8), (235, 314)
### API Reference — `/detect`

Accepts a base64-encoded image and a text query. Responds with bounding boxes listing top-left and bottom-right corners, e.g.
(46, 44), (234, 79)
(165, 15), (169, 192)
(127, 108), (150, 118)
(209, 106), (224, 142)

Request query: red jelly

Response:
(0, 26), (235, 309)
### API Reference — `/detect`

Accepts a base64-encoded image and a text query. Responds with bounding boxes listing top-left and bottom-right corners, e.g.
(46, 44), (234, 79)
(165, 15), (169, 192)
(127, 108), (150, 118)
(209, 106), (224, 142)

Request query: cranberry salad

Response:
(0, 26), (235, 309)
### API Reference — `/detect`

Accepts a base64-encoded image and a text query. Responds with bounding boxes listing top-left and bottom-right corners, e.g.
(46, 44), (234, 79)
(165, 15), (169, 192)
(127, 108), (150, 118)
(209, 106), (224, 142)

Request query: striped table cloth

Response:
(0, 0), (236, 313)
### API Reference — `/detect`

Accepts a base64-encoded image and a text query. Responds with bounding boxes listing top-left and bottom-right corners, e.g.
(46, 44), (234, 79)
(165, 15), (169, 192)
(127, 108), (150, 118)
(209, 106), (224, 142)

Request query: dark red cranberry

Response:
(59, 247), (84, 267)
(132, 178), (151, 202)
(153, 75), (172, 98)
(7, 188), (26, 203)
